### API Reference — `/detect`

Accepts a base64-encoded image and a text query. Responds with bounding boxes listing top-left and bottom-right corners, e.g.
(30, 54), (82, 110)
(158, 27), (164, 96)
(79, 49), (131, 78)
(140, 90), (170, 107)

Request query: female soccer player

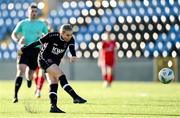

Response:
(98, 31), (116, 87)
(33, 20), (54, 98)
(20, 24), (87, 113)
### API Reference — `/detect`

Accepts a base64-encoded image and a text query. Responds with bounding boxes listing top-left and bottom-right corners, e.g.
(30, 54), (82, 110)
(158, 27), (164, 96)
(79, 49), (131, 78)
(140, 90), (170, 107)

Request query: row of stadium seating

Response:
(0, 0), (179, 60)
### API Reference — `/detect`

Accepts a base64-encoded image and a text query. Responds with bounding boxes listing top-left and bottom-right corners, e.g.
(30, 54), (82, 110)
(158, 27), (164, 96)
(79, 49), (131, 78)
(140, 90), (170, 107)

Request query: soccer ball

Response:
(158, 68), (174, 84)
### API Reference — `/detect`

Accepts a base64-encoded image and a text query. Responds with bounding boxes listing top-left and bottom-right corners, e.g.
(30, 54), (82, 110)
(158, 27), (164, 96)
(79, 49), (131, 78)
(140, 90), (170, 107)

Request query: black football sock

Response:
(59, 75), (78, 99)
(49, 84), (58, 106)
(14, 76), (23, 98)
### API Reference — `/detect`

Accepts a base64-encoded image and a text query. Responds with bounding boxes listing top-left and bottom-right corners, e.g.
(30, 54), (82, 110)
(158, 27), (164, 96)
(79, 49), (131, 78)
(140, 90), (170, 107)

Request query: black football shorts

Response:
(38, 57), (54, 72)
(18, 48), (40, 70)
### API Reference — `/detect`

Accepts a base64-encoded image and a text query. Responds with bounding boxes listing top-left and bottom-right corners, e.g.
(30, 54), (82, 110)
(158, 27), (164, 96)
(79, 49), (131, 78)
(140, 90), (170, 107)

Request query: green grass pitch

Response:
(0, 80), (180, 118)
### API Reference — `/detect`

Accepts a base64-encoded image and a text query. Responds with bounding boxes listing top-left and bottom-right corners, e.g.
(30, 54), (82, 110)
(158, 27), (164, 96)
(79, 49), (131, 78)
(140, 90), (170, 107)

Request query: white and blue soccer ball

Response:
(158, 68), (174, 84)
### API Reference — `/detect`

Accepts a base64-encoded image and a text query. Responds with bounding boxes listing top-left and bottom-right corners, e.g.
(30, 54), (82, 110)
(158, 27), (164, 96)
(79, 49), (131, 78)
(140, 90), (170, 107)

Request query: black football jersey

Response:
(38, 32), (76, 64)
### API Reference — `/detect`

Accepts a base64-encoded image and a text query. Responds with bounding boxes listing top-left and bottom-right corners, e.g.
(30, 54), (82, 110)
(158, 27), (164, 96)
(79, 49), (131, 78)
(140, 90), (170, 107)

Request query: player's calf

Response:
(59, 75), (87, 103)
(27, 80), (32, 88)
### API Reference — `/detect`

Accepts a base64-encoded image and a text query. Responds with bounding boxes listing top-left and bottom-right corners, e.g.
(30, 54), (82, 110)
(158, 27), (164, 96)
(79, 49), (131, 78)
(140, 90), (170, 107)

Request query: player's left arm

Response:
(69, 37), (79, 62)
(42, 21), (48, 34)
(97, 41), (103, 67)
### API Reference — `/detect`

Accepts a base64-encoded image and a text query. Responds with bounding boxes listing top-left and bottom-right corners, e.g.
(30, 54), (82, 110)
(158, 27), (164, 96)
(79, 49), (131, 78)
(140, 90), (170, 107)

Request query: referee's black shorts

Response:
(18, 48), (40, 70)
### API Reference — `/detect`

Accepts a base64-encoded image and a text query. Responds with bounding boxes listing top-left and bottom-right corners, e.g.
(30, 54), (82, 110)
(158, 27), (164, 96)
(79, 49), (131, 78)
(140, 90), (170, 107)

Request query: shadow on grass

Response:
(74, 112), (180, 117)
(86, 102), (180, 107)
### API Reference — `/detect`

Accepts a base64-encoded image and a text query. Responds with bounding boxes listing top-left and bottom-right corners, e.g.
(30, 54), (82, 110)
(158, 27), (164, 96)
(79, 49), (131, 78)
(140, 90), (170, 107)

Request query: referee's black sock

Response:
(49, 84), (58, 107)
(59, 75), (78, 99)
(14, 76), (23, 98)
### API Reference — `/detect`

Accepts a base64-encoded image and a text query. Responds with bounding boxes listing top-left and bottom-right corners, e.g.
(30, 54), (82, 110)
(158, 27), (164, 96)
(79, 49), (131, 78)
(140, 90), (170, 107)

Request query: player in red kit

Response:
(33, 67), (45, 97)
(98, 31), (116, 87)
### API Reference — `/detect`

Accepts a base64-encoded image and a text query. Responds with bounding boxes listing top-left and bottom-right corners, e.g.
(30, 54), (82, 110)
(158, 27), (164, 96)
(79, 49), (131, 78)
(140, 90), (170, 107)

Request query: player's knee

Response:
(27, 70), (35, 79)
(17, 68), (26, 77)
(17, 70), (25, 76)
(50, 80), (58, 85)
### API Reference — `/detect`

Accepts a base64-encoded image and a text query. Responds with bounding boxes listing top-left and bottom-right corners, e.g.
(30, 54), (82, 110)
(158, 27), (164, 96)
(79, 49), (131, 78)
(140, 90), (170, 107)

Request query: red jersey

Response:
(100, 40), (116, 66)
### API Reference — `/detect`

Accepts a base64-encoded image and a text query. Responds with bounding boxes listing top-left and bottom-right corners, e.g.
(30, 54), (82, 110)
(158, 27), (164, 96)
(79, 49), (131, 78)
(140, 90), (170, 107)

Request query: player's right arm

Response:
(11, 32), (21, 42)
(97, 41), (103, 67)
(12, 21), (26, 55)
(11, 21), (23, 42)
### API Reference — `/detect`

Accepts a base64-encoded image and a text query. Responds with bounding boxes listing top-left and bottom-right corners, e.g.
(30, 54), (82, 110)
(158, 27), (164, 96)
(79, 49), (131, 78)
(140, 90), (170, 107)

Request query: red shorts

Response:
(99, 59), (114, 67)
(105, 59), (114, 67)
